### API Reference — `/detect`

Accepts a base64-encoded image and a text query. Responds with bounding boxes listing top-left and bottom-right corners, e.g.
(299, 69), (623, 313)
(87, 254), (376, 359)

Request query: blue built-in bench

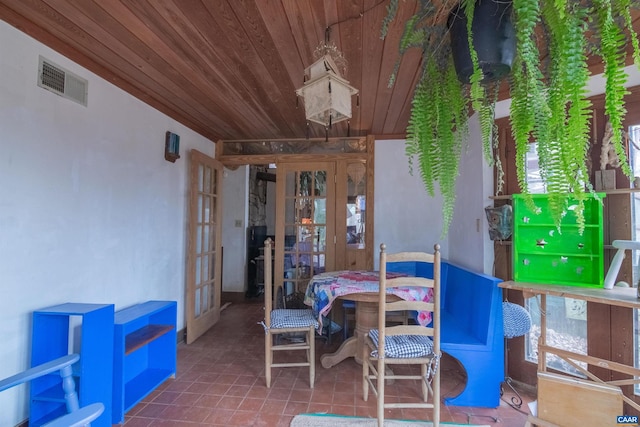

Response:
(440, 261), (504, 407)
(387, 259), (504, 408)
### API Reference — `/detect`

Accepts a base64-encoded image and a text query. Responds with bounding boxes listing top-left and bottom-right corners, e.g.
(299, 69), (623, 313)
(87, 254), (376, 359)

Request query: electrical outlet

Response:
(234, 220), (242, 228)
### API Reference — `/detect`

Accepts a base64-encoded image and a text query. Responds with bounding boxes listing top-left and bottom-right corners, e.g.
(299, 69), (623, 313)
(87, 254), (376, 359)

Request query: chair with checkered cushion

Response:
(261, 238), (318, 388)
(363, 243), (441, 427)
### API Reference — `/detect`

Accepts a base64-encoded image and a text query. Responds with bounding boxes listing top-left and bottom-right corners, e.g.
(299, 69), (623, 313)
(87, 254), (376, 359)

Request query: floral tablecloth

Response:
(303, 270), (433, 330)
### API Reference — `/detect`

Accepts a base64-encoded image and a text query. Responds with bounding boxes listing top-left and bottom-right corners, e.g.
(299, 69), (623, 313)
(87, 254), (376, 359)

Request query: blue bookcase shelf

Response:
(31, 303), (114, 427)
(112, 300), (177, 424)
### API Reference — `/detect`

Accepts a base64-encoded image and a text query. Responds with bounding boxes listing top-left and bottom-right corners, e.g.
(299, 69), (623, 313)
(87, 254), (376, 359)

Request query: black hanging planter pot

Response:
(448, 0), (516, 84)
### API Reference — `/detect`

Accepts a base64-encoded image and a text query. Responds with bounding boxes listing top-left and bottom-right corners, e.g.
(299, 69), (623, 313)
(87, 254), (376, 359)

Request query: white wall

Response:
(374, 132), (494, 274)
(0, 22), (214, 424)
(221, 166), (249, 293)
(448, 114), (496, 274)
(373, 140), (450, 268)
(495, 64), (640, 119)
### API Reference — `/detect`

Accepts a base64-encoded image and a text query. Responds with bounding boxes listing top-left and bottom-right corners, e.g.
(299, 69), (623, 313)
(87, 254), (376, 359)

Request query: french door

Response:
(272, 159), (373, 304)
(185, 149), (223, 344)
(335, 160), (372, 271)
(274, 162), (336, 302)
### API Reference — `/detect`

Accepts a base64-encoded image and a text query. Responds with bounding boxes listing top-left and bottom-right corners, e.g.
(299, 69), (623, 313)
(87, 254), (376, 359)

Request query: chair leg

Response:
(309, 326), (315, 388)
(377, 358), (385, 427)
(362, 345), (369, 401)
(433, 366), (440, 427)
(420, 363), (429, 402)
(265, 333), (272, 388)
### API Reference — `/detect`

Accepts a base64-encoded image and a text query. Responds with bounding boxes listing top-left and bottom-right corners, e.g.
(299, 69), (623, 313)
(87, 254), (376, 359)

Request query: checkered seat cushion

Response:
(368, 329), (434, 358)
(270, 309), (319, 330)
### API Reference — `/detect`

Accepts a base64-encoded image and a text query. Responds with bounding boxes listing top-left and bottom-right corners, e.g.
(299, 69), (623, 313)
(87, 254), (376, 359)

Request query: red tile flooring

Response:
(122, 300), (535, 426)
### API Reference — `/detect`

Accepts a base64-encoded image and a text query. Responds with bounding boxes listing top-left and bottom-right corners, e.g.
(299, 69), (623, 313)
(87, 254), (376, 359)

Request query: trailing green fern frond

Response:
(594, 0), (632, 178)
(380, 0), (400, 39)
(405, 53), (467, 235)
(560, 3), (591, 232)
(617, 0), (640, 68)
(460, 0), (496, 168)
(511, 0), (545, 212)
(398, 15), (426, 52)
(383, 0), (639, 236)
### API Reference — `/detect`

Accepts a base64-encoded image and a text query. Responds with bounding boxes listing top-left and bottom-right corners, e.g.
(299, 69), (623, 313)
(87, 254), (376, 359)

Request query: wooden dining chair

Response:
(363, 243), (441, 427)
(261, 238), (318, 388)
(0, 353), (104, 427)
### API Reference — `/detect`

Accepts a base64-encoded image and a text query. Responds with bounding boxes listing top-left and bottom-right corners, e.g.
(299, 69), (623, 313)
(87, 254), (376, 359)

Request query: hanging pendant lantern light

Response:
(296, 28), (358, 128)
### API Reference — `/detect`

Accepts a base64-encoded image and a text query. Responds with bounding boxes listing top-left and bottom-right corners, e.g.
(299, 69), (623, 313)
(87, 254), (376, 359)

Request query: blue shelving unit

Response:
(31, 303), (114, 427)
(112, 300), (176, 424)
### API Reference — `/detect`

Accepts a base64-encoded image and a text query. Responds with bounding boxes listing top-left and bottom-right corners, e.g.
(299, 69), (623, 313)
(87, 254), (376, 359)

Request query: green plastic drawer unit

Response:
(512, 193), (605, 287)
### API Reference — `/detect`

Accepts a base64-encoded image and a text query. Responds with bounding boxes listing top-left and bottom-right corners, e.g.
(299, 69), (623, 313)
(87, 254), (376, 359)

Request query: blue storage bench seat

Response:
(387, 259), (504, 408)
(441, 262), (504, 407)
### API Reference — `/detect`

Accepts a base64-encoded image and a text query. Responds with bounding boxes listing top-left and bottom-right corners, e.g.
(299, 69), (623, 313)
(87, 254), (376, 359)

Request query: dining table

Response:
(304, 270), (433, 368)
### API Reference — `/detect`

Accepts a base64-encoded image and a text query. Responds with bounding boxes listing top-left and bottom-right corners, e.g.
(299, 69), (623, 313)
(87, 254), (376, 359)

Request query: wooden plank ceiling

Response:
(0, 0), (423, 142)
(1, 1), (638, 143)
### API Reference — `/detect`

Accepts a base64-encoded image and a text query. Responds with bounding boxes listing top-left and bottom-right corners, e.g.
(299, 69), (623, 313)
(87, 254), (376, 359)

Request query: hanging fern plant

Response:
(383, 0), (640, 235)
(406, 54), (469, 232)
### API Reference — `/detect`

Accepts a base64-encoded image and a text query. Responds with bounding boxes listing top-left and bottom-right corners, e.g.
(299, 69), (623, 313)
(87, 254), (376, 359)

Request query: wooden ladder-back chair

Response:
(261, 238), (318, 388)
(0, 353), (104, 427)
(363, 243), (441, 427)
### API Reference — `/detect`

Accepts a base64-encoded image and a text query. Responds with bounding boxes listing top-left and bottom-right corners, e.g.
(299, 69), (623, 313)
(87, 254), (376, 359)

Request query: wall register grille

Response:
(38, 56), (88, 106)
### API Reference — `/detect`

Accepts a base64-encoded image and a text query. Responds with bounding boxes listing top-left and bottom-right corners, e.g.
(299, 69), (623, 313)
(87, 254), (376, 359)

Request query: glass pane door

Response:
(275, 162), (335, 305)
(335, 160), (370, 271)
(186, 150), (223, 344)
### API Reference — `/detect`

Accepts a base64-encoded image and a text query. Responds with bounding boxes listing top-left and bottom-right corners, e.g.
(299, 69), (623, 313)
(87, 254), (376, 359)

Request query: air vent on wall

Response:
(37, 56), (88, 106)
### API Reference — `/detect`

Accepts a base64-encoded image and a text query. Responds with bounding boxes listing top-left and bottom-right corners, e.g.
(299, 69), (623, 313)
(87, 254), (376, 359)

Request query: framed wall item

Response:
(165, 131), (180, 162)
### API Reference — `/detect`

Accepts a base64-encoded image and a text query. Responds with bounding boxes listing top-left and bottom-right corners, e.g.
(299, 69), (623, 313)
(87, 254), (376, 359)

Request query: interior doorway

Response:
(246, 165), (276, 298)
(216, 135), (375, 302)
(244, 158), (373, 305)
(274, 161), (336, 304)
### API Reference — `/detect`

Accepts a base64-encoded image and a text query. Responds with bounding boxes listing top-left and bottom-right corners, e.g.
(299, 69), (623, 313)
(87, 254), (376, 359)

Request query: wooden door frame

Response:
(185, 149), (224, 344)
(215, 135), (375, 271)
(274, 161), (337, 298)
(335, 158), (375, 271)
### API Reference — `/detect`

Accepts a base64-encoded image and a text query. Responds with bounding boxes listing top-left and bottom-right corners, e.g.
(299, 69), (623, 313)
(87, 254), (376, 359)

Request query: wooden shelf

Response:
(113, 301), (176, 424)
(492, 240), (512, 245)
(598, 188), (640, 195)
(124, 324), (173, 355)
(500, 281), (640, 309)
(490, 188), (640, 200)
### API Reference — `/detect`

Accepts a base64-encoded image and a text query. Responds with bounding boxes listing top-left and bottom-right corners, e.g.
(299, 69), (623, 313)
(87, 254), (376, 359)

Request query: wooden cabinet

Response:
(31, 303), (114, 427)
(112, 301), (176, 424)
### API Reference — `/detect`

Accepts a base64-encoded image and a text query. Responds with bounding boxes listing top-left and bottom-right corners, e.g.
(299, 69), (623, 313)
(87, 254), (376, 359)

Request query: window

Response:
(525, 142), (546, 194)
(523, 142), (588, 375)
(525, 295), (588, 376)
(628, 124), (640, 394)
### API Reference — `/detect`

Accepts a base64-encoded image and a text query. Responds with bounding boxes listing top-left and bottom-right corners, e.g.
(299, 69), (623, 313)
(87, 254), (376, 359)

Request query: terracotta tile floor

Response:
(122, 300), (535, 426)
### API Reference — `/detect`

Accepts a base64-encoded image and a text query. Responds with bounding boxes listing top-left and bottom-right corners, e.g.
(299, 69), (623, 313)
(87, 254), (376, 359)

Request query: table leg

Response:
(320, 337), (356, 368)
(353, 300), (378, 364)
(320, 300), (378, 368)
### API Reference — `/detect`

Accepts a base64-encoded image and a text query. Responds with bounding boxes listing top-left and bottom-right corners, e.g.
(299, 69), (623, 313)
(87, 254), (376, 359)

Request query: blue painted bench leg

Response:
(443, 351), (503, 408)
